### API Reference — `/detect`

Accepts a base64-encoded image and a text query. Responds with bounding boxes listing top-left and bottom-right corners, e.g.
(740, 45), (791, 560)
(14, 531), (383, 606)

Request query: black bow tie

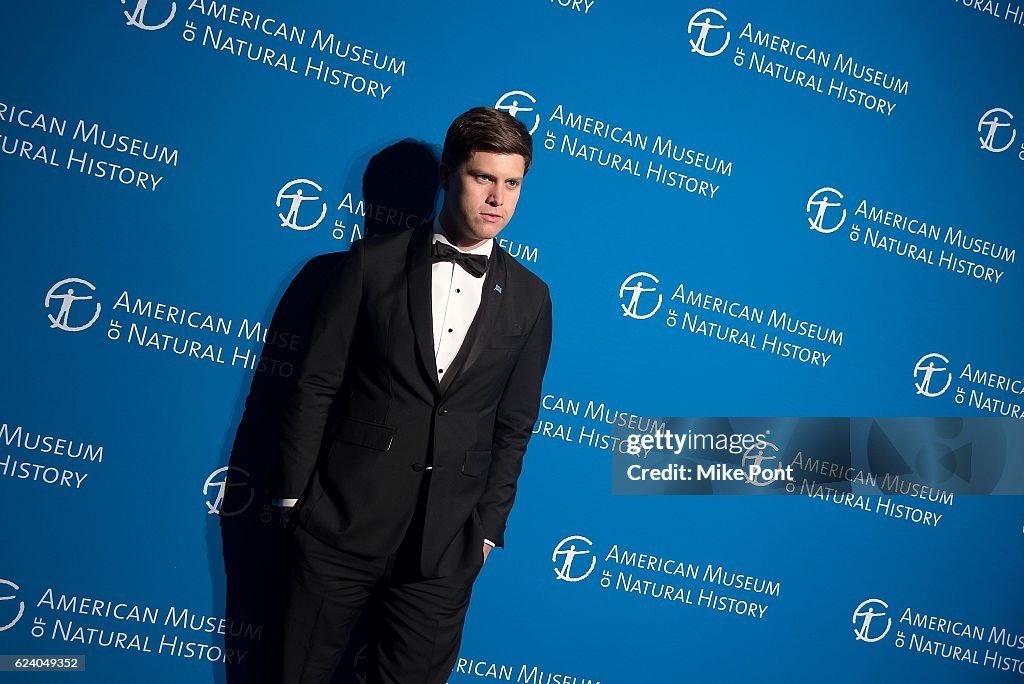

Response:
(431, 240), (488, 278)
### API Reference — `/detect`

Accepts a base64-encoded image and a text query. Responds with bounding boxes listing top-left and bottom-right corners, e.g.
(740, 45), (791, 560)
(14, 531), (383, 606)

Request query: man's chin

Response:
(470, 223), (504, 242)
(480, 216), (512, 233)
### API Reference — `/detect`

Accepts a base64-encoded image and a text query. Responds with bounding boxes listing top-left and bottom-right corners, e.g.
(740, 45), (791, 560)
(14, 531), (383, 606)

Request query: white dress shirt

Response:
(278, 216), (496, 548)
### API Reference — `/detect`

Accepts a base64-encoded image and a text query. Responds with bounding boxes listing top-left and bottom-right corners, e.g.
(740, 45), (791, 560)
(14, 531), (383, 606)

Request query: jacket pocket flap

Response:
(336, 416), (394, 451)
(461, 450), (491, 476)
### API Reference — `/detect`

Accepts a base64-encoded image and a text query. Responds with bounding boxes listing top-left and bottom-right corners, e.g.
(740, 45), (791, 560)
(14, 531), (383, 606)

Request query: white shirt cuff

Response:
(273, 498), (299, 507)
(483, 538), (495, 547)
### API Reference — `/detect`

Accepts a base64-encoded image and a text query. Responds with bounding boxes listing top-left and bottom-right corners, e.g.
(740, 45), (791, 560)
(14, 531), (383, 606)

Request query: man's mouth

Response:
(480, 212), (503, 223)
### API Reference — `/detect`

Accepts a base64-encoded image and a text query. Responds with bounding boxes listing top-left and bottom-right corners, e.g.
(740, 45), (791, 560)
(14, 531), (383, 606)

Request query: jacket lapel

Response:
(406, 223), (441, 397)
(439, 244), (506, 395)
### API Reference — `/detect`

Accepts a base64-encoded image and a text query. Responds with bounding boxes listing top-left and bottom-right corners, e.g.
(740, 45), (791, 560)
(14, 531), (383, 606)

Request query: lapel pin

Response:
(495, 283), (503, 294)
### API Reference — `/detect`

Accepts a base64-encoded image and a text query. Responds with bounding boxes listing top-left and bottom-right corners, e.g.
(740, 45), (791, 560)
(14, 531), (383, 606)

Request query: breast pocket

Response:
(485, 320), (527, 349)
(486, 333), (525, 349)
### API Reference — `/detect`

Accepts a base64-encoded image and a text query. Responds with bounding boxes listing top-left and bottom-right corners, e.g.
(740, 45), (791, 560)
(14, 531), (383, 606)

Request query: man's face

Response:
(439, 150), (526, 247)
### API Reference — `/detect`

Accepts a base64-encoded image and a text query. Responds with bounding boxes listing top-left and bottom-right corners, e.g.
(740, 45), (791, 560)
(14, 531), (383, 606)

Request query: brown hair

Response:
(441, 106), (533, 174)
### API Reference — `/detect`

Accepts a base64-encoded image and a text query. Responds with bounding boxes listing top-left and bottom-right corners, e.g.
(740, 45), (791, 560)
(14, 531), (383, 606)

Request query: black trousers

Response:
(280, 473), (483, 684)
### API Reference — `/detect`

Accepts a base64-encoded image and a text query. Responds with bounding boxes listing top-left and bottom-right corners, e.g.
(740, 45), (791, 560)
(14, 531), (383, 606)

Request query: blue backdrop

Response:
(2, 1), (1023, 682)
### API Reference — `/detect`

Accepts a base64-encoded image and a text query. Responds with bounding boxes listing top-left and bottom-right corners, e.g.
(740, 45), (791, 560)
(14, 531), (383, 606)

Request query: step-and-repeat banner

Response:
(2, 1), (1023, 682)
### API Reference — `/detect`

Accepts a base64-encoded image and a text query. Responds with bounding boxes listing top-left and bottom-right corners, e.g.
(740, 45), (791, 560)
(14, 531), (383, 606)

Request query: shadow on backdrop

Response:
(216, 139), (441, 684)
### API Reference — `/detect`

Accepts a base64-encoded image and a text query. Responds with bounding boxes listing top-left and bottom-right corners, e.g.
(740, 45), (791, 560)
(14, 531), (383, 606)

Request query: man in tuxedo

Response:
(274, 106), (553, 684)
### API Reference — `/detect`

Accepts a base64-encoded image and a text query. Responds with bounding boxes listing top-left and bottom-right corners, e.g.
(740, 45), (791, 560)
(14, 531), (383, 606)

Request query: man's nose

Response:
(487, 185), (504, 206)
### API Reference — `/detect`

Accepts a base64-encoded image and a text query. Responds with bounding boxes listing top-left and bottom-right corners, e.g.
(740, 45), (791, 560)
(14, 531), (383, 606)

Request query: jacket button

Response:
(437, 407), (448, 416)
(411, 463), (424, 472)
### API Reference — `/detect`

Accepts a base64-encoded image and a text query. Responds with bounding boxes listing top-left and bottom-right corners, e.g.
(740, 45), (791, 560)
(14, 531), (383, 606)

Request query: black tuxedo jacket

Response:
(276, 220), (553, 576)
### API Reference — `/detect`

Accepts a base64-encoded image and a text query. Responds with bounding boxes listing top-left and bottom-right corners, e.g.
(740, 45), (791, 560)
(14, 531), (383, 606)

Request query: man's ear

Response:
(438, 163), (450, 192)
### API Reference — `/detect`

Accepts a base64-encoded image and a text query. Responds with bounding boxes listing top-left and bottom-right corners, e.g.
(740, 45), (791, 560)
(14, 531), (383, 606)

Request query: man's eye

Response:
(476, 175), (490, 182)
(507, 180), (519, 188)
